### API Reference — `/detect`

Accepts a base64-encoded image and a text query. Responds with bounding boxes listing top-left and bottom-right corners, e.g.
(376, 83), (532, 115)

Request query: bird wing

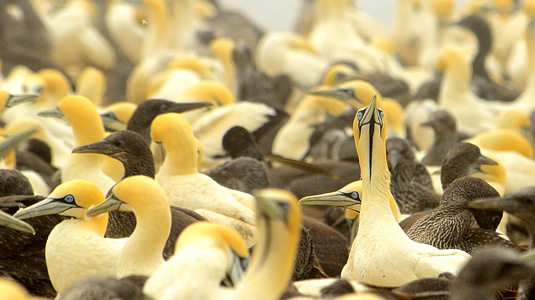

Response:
(413, 246), (470, 278)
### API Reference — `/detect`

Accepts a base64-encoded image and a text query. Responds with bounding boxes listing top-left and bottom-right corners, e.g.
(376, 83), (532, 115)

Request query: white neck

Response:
(117, 203), (171, 277)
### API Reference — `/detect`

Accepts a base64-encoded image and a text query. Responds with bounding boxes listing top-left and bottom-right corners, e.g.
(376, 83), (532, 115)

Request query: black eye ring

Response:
(277, 202), (290, 211)
(64, 195), (75, 203)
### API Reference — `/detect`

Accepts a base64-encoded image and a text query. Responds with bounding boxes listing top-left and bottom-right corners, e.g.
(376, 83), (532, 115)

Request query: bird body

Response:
(151, 113), (256, 245)
(342, 96), (470, 286)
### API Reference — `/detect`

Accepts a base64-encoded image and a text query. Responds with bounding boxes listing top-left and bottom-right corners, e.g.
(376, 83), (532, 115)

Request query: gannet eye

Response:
(276, 202), (290, 212)
(64, 195), (75, 203)
(116, 139), (125, 148)
(356, 110), (365, 121)
(350, 191), (360, 200)
(379, 109), (384, 120)
(343, 88), (355, 98)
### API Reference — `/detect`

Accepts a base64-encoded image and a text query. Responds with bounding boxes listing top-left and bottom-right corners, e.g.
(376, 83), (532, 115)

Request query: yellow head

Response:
(57, 95), (105, 146)
(194, 0), (217, 20)
(432, 0), (456, 19)
(210, 38), (236, 63)
(473, 153), (507, 188)
(102, 102), (138, 125)
(151, 112), (194, 145)
(76, 67), (106, 106)
(525, 0), (535, 17)
(111, 175), (168, 211)
(142, 0), (168, 37)
(175, 222), (249, 258)
(168, 56), (214, 78)
(38, 69), (72, 102)
(0, 135), (16, 169)
(180, 81), (235, 106)
(497, 109), (530, 130)
(321, 64), (355, 86)
(370, 36), (397, 56)
(13, 179), (106, 223)
(3, 118), (47, 142)
(437, 47), (469, 71)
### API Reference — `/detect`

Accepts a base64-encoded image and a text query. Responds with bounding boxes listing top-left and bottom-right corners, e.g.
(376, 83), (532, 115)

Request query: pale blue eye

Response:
(350, 191), (360, 200)
(64, 195), (74, 203)
(379, 110), (384, 120)
(357, 110), (364, 120)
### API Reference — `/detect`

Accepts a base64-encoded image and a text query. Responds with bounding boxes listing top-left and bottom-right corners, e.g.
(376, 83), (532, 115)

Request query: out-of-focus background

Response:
(219, 0), (471, 30)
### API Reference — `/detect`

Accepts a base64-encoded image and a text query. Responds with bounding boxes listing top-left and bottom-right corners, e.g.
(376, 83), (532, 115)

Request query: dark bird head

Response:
(421, 110), (457, 136)
(0, 169), (34, 196)
(385, 137), (416, 171)
(451, 247), (535, 300)
(441, 142), (497, 189)
(442, 177), (502, 230)
(126, 99), (212, 144)
(469, 186), (535, 233)
(72, 131), (155, 178)
(222, 126), (264, 161)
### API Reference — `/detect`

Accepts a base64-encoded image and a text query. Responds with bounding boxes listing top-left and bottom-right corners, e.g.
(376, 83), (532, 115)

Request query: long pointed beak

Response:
(14, 198), (76, 220)
(522, 249), (535, 263)
(85, 194), (124, 218)
(0, 127), (38, 157)
(0, 210), (35, 234)
(307, 88), (363, 104)
(5, 94), (38, 108)
(420, 119), (435, 127)
(476, 154), (498, 166)
(468, 196), (516, 212)
(38, 107), (64, 119)
(73, 140), (120, 156)
(153, 101), (213, 113)
(299, 191), (361, 207)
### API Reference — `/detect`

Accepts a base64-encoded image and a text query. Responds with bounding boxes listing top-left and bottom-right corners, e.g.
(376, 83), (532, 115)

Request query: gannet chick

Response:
(85, 176), (171, 277)
(470, 186), (535, 248)
(150, 113), (256, 245)
(72, 130), (204, 259)
(386, 137), (440, 214)
(450, 247), (535, 300)
(406, 177), (518, 254)
(57, 276), (150, 300)
(0, 169), (64, 298)
(420, 110), (459, 166)
(126, 99), (212, 144)
(440, 142), (498, 190)
(14, 180), (125, 294)
(143, 222), (249, 299)
(38, 95), (116, 194)
(342, 95), (470, 286)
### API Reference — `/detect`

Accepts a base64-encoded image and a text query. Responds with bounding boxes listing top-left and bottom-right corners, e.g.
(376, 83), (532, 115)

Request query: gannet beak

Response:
(73, 140), (121, 156)
(85, 194), (125, 217)
(468, 196), (520, 213)
(476, 154), (498, 166)
(37, 107), (64, 119)
(0, 210), (35, 234)
(151, 100), (213, 113)
(521, 249), (535, 263)
(420, 118), (436, 127)
(299, 191), (361, 207)
(307, 88), (363, 103)
(0, 128), (38, 157)
(14, 198), (77, 220)
(5, 94), (38, 108)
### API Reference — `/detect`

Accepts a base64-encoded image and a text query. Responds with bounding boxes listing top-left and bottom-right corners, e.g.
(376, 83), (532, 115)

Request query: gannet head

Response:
(100, 102), (138, 132)
(14, 179), (105, 220)
(0, 91), (38, 109)
(354, 95), (386, 179)
(299, 181), (362, 220)
(85, 175), (165, 217)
